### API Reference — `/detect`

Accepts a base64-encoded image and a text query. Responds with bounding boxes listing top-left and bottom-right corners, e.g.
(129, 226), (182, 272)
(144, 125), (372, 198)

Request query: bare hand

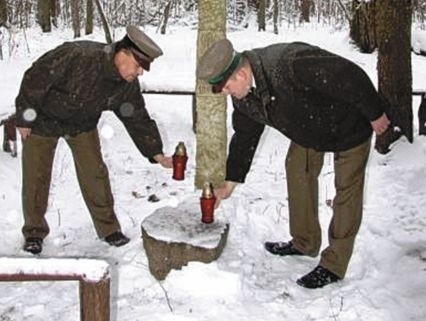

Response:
(214, 181), (238, 208)
(371, 113), (390, 136)
(17, 127), (32, 140)
(153, 154), (173, 168)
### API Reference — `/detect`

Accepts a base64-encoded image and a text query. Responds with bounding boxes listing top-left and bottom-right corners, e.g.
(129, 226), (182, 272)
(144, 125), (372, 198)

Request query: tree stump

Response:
(141, 200), (230, 280)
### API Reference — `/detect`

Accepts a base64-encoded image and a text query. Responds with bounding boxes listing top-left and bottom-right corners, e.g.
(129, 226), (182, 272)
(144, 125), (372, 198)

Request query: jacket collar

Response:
(243, 50), (272, 107)
(102, 43), (126, 82)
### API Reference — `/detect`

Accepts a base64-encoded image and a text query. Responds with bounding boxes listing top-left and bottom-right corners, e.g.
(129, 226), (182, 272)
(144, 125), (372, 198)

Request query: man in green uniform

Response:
(197, 39), (390, 289)
(15, 25), (173, 254)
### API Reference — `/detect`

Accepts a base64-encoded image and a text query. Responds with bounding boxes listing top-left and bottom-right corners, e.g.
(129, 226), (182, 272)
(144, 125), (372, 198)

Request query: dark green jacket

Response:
(226, 42), (387, 183)
(15, 41), (163, 160)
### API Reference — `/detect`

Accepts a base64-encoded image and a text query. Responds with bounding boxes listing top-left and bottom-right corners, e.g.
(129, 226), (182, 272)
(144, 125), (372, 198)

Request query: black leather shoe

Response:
(296, 266), (341, 289)
(23, 237), (43, 254)
(105, 231), (130, 247)
(264, 241), (303, 256)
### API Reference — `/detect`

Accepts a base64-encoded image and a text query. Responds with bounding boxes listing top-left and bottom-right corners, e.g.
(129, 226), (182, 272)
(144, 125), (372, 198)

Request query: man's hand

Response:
(371, 113), (390, 136)
(17, 127), (32, 140)
(153, 154), (173, 168)
(214, 181), (238, 208)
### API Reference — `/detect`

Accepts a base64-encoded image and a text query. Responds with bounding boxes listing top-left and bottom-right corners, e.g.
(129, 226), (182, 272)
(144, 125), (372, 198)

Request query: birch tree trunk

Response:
(195, 0), (227, 189)
(375, 0), (412, 153)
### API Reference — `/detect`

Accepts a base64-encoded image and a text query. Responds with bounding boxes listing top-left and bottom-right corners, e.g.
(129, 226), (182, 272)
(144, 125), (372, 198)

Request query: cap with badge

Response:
(197, 39), (242, 93)
(125, 25), (163, 71)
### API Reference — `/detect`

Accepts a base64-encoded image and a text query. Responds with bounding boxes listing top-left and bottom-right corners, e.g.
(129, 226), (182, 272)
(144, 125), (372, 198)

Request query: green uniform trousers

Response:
(285, 138), (371, 278)
(21, 129), (122, 239)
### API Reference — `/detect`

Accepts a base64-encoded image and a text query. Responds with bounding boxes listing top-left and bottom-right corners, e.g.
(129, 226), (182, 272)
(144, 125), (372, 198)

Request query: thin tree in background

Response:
(300, 0), (310, 22)
(85, 0), (93, 35)
(160, 0), (172, 34)
(257, 0), (266, 31)
(349, 0), (378, 53)
(0, 0), (6, 27)
(0, 0), (6, 60)
(375, 0), (413, 153)
(195, 0), (227, 189)
(273, 0), (278, 34)
(94, 0), (112, 43)
(37, 0), (51, 32)
(50, 0), (58, 27)
(71, 0), (81, 38)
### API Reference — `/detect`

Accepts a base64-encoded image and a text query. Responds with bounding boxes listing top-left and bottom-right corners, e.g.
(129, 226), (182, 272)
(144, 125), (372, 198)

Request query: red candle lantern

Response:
(200, 182), (216, 224)
(172, 142), (188, 180)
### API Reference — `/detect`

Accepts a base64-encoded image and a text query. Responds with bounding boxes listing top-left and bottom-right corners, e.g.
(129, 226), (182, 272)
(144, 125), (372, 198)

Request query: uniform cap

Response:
(197, 39), (241, 93)
(126, 25), (163, 71)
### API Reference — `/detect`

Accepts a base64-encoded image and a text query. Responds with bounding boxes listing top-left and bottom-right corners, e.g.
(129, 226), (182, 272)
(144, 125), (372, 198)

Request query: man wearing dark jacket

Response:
(197, 39), (390, 289)
(15, 25), (173, 254)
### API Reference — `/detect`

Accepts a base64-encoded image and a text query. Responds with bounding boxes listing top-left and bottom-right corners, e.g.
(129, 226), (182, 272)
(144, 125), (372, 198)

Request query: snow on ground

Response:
(1, 23), (426, 321)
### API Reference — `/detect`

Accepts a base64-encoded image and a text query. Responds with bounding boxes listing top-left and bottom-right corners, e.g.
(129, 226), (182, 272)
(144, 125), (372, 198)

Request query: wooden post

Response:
(80, 277), (110, 321)
(0, 257), (111, 321)
(419, 93), (426, 135)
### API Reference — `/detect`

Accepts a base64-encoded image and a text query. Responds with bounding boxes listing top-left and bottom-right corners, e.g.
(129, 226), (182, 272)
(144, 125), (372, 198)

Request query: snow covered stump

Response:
(0, 257), (110, 321)
(141, 201), (229, 280)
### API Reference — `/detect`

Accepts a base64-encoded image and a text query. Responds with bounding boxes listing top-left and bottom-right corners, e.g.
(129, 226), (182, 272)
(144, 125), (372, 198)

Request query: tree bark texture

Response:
(37, 0), (51, 32)
(300, 0), (311, 22)
(350, 0), (377, 53)
(160, 0), (172, 35)
(85, 0), (93, 35)
(50, 0), (58, 27)
(375, 0), (413, 154)
(0, 0), (7, 27)
(257, 0), (266, 31)
(94, 0), (112, 43)
(71, 0), (81, 38)
(79, 278), (110, 321)
(273, 0), (279, 34)
(195, 0), (227, 189)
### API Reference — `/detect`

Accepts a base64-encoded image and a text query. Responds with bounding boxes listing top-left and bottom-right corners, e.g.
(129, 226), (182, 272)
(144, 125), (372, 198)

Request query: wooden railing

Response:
(0, 257), (111, 321)
(1, 89), (196, 158)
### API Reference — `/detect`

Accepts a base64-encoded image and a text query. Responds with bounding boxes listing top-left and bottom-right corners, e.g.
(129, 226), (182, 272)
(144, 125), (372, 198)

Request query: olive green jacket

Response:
(15, 40), (163, 160)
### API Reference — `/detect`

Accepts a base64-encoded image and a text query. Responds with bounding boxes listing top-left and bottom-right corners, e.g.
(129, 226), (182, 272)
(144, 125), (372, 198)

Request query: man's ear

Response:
(235, 66), (249, 82)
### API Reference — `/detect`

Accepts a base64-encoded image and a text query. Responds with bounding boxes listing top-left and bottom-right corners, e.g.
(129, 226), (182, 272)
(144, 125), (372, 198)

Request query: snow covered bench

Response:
(0, 257), (110, 321)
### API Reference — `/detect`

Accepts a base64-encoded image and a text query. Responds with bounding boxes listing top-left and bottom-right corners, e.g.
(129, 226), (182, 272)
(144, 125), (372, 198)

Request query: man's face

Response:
(220, 69), (252, 99)
(115, 51), (144, 83)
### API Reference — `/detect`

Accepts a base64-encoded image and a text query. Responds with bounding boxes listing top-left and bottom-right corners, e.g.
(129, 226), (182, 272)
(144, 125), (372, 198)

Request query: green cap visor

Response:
(208, 52), (242, 85)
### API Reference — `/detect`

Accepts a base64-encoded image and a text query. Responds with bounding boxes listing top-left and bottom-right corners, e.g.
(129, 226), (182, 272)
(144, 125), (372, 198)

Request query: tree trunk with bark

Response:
(258, 0), (266, 31)
(195, 0), (227, 189)
(273, 0), (279, 34)
(160, 1), (172, 35)
(71, 0), (81, 38)
(94, 0), (112, 43)
(37, 0), (51, 32)
(350, 0), (378, 53)
(85, 0), (93, 35)
(50, 0), (58, 27)
(375, 0), (413, 154)
(300, 0), (310, 22)
(0, 0), (7, 27)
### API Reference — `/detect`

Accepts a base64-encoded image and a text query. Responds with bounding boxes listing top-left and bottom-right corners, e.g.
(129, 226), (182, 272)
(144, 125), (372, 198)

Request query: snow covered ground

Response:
(1, 23), (426, 321)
